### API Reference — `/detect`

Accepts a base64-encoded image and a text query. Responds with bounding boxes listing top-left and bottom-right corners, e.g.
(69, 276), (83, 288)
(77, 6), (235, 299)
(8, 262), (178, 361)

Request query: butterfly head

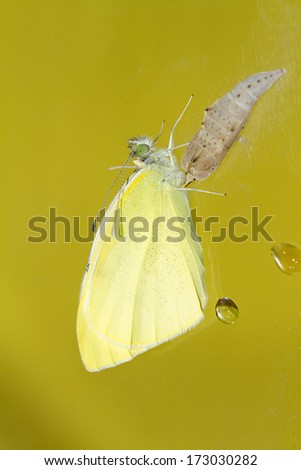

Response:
(128, 136), (155, 165)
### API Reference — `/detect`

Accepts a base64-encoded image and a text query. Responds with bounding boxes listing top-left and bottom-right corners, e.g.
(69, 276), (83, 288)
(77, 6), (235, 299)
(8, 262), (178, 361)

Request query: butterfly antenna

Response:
(92, 152), (133, 233)
(168, 95), (194, 164)
(153, 120), (165, 144)
(116, 155), (134, 237)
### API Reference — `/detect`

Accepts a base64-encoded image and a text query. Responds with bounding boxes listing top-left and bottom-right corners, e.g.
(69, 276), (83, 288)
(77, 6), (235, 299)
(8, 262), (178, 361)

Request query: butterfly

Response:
(77, 69), (285, 371)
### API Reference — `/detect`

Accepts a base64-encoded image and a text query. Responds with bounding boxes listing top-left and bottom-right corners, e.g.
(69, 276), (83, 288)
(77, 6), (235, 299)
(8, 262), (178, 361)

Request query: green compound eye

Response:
(128, 136), (154, 159)
(136, 143), (150, 157)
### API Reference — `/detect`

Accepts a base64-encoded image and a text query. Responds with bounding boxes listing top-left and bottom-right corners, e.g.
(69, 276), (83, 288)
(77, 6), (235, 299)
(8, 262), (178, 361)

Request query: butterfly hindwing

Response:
(77, 167), (206, 371)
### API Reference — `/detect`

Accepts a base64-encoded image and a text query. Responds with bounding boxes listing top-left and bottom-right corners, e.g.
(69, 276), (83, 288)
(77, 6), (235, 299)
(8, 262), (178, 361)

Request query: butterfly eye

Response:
(128, 136), (154, 159)
(135, 143), (151, 157)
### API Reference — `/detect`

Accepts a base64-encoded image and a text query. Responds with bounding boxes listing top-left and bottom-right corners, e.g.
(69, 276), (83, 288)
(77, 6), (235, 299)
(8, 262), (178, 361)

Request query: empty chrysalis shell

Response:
(181, 69), (286, 184)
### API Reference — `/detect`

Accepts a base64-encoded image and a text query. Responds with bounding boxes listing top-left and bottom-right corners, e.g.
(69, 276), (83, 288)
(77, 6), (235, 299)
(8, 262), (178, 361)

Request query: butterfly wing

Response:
(77, 167), (207, 371)
(181, 69), (286, 184)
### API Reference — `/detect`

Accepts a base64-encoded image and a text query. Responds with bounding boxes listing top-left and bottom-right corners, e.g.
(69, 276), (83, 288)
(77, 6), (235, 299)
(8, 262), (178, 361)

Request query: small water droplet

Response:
(215, 298), (239, 324)
(271, 243), (301, 275)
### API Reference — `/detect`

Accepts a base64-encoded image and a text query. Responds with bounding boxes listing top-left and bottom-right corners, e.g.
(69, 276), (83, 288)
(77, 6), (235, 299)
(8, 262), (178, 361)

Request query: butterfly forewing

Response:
(181, 69), (286, 184)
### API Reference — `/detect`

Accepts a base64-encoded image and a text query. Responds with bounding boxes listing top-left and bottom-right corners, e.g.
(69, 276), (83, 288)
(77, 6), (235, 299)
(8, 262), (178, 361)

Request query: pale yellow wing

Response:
(77, 167), (206, 372)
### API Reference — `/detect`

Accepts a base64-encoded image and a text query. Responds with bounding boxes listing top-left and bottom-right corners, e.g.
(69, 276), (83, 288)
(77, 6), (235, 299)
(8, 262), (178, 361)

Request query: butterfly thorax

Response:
(128, 135), (186, 188)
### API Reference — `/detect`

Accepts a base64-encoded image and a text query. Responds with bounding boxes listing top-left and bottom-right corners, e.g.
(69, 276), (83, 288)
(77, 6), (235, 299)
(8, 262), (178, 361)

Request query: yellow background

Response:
(1, 0), (301, 449)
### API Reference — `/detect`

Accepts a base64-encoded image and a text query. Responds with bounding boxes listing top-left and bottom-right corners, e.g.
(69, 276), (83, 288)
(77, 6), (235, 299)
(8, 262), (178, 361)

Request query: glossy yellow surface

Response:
(1, 0), (301, 450)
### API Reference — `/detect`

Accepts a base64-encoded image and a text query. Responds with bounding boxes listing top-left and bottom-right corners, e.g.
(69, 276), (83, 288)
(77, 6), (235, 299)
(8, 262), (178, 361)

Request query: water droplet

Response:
(271, 243), (301, 275)
(215, 298), (239, 324)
